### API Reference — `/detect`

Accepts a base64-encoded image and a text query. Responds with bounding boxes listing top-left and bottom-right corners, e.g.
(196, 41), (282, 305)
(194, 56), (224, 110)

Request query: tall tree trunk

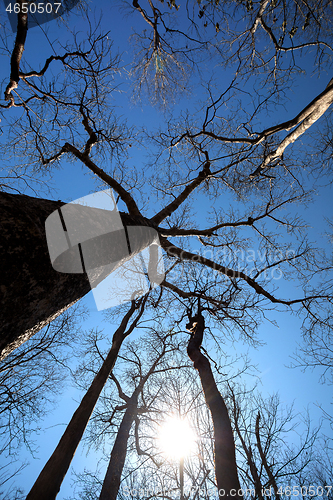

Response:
(99, 336), (168, 500)
(187, 310), (242, 500)
(0, 191), (154, 359)
(26, 300), (144, 500)
(232, 402), (263, 499)
(99, 390), (140, 500)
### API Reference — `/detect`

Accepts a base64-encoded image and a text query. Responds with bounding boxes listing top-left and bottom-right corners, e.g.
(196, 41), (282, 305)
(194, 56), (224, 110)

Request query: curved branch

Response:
(161, 279), (225, 308)
(4, 5), (28, 104)
(160, 238), (329, 306)
(158, 218), (254, 237)
(174, 78), (333, 164)
(250, 0), (271, 35)
(19, 50), (91, 78)
(151, 160), (211, 225)
(63, 142), (142, 216)
(251, 77), (333, 175)
(260, 18), (333, 53)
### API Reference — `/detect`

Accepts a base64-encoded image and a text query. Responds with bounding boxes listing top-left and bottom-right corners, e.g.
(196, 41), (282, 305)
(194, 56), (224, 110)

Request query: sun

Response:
(158, 416), (196, 460)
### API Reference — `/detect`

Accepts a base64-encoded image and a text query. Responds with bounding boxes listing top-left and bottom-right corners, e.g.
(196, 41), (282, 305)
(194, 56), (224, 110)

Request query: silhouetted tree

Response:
(0, 1), (332, 496)
(26, 298), (146, 500)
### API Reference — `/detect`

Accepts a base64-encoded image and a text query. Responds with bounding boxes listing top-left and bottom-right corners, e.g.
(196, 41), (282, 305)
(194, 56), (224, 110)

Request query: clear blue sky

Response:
(0, 0), (332, 498)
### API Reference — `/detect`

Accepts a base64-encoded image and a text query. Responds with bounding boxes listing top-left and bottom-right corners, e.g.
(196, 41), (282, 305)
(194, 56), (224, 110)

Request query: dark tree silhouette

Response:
(186, 301), (242, 499)
(26, 298), (146, 500)
(0, 191), (156, 359)
(0, 1), (332, 497)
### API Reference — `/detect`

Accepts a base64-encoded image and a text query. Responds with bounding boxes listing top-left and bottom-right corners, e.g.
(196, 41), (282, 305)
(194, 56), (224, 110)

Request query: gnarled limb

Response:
(251, 77), (333, 176)
(172, 78), (333, 175)
(4, 4), (28, 105)
(187, 303), (242, 499)
(62, 142), (142, 216)
(151, 158), (211, 225)
(160, 238), (330, 307)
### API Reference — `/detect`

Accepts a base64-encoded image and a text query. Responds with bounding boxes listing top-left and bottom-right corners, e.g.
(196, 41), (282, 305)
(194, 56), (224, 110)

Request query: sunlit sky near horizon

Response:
(0, 0), (332, 498)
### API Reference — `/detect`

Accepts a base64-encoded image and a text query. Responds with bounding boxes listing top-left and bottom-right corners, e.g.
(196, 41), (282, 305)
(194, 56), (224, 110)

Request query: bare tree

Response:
(127, 0), (333, 105)
(0, 305), (85, 456)
(99, 329), (180, 500)
(68, 344), (329, 500)
(25, 297), (146, 500)
(0, 2), (332, 497)
(0, 305), (86, 500)
(227, 385), (323, 499)
(0, 191), (156, 359)
(291, 323), (333, 386)
(1, 0), (332, 357)
(186, 300), (242, 499)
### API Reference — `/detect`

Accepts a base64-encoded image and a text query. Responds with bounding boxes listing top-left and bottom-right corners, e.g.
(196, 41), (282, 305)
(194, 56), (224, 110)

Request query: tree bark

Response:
(187, 311), (242, 499)
(0, 191), (155, 360)
(25, 301), (142, 500)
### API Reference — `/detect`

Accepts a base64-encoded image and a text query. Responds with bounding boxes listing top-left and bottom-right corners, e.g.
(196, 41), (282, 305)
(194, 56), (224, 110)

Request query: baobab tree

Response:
(0, 191), (159, 359)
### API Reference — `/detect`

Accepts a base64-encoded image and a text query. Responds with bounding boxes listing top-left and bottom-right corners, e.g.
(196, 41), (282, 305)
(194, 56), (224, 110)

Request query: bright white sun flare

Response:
(158, 417), (196, 460)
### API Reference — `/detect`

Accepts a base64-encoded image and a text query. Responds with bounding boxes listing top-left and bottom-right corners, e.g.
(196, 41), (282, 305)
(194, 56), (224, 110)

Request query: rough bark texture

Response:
(26, 303), (139, 500)
(0, 191), (155, 359)
(187, 311), (242, 500)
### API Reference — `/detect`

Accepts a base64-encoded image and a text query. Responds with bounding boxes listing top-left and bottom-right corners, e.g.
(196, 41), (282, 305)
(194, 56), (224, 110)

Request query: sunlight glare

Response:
(158, 416), (196, 460)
